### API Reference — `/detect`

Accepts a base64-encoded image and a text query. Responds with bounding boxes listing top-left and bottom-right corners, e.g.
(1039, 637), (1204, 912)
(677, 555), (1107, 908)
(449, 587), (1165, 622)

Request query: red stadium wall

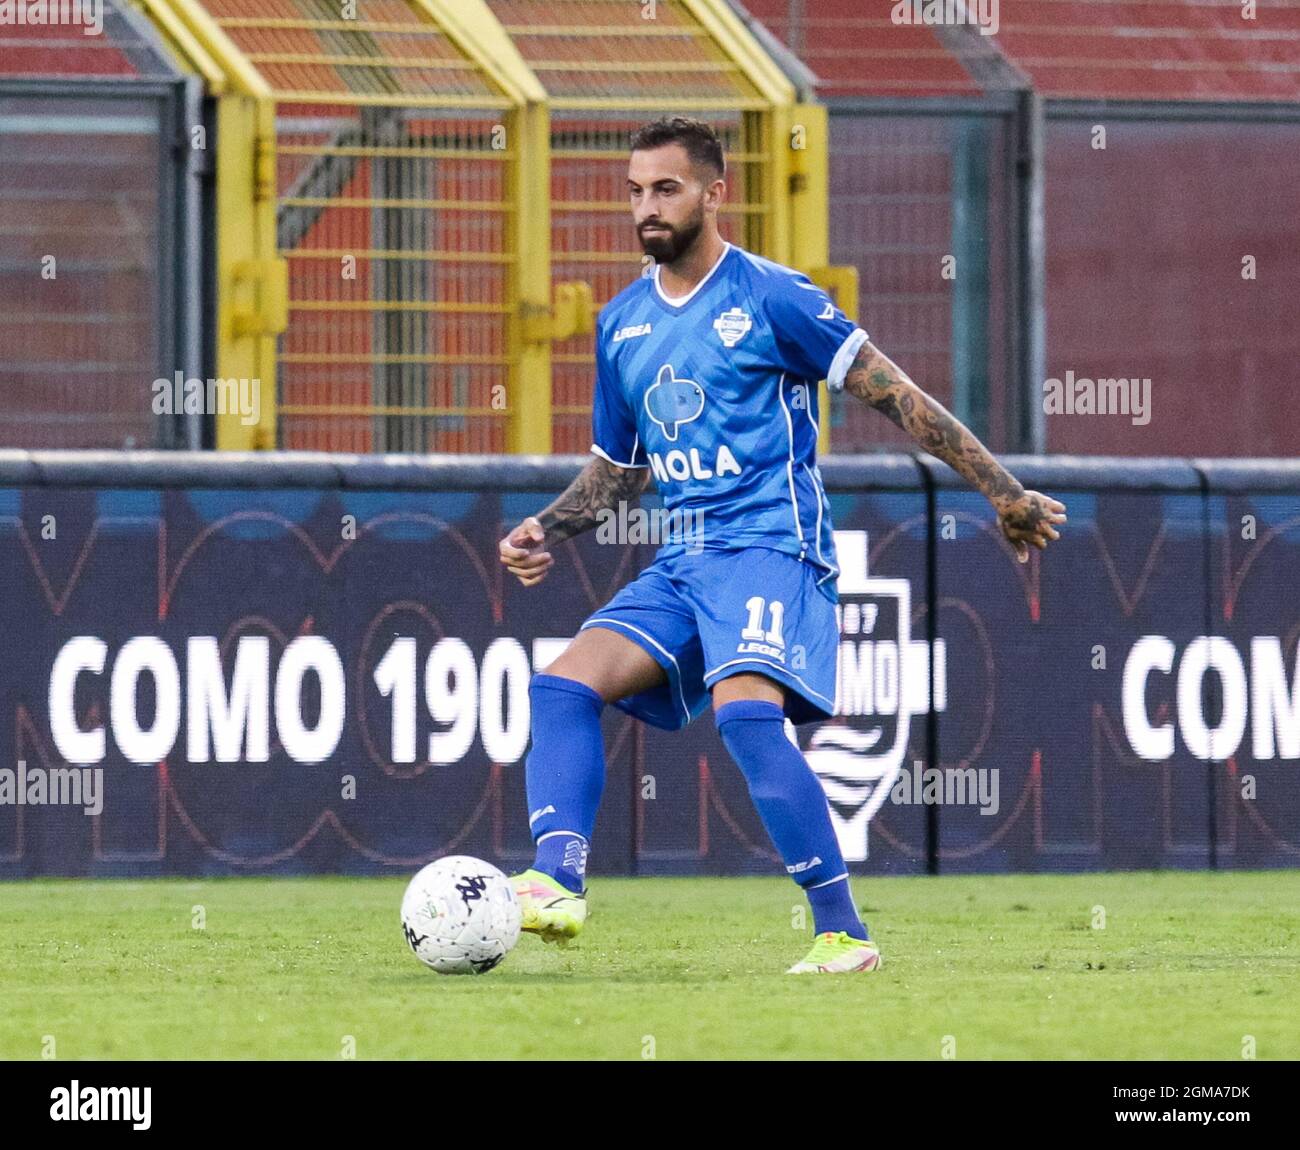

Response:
(826, 112), (1016, 454)
(1042, 116), (1300, 457)
(744, 0), (985, 96)
(0, 20), (142, 78)
(0, 95), (164, 449)
(746, 1), (1300, 458)
(0, 8), (179, 449)
(992, 0), (1300, 103)
(748, 0), (1300, 104)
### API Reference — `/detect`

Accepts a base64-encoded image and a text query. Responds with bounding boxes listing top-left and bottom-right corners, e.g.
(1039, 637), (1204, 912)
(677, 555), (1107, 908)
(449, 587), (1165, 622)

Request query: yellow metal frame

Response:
(132, 0), (224, 93)
(785, 103), (863, 455)
(136, 0), (852, 454)
(418, 0), (568, 455)
(144, 0), (285, 450)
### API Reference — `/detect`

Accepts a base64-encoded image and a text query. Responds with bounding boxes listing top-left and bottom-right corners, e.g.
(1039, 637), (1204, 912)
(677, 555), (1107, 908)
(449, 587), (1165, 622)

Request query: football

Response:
(399, 856), (522, 975)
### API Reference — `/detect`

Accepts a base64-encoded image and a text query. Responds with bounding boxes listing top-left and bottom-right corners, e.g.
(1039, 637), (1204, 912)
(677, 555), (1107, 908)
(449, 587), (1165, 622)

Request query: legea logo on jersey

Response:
(713, 307), (752, 348)
(802, 531), (947, 862)
(644, 364), (704, 441)
(613, 323), (652, 343)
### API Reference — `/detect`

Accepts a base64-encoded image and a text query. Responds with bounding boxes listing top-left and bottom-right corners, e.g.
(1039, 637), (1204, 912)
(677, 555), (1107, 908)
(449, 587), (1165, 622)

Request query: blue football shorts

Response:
(578, 545), (839, 729)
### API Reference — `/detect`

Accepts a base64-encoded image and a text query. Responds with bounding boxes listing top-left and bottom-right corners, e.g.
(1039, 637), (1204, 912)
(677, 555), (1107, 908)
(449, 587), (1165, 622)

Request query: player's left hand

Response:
(995, 490), (1066, 563)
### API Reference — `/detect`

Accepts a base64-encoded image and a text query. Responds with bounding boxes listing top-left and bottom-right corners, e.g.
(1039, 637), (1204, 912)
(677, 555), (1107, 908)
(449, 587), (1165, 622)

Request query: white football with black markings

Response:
(400, 856), (521, 975)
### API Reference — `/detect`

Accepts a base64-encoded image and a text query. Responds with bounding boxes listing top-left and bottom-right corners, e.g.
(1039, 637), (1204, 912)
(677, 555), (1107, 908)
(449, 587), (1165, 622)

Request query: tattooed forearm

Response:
(843, 342), (1025, 507)
(535, 456), (651, 543)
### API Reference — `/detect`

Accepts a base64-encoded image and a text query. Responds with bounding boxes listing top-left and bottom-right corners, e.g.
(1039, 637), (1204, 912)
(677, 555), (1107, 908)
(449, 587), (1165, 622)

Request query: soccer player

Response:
(499, 117), (1066, 973)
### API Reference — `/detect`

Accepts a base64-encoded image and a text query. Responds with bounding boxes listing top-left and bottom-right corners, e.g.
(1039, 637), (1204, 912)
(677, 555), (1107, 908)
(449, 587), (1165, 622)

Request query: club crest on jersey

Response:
(713, 307), (752, 349)
(644, 364), (705, 442)
(613, 322), (653, 343)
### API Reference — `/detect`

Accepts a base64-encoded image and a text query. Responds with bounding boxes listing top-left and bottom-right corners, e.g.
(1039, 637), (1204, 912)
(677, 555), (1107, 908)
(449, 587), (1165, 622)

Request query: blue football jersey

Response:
(590, 242), (869, 596)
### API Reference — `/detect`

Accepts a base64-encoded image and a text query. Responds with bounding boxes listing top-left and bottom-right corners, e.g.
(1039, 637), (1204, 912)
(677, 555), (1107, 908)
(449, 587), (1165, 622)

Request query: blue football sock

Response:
(524, 673), (606, 894)
(533, 831), (590, 895)
(804, 874), (867, 940)
(715, 699), (868, 941)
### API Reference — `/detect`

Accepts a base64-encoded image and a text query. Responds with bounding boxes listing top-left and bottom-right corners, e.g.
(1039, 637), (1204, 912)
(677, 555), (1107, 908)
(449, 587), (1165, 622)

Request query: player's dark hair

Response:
(629, 116), (726, 182)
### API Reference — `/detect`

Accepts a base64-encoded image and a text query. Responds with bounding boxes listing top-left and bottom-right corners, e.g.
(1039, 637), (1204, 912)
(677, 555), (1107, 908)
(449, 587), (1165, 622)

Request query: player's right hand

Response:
(499, 516), (554, 587)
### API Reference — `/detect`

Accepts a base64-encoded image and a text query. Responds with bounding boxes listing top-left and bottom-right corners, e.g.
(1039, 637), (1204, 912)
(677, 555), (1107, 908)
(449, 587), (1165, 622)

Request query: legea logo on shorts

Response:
(802, 531), (947, 862)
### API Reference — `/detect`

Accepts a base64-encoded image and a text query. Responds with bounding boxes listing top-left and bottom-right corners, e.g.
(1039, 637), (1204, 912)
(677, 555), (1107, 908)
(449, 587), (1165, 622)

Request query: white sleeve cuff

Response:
(590, 443), (649, 469)
(826, 328), (870, 392)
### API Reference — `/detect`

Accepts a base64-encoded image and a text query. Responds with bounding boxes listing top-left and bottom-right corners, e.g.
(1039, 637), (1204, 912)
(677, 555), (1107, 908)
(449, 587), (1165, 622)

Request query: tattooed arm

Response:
(843, 341), (1067, 562)
(499, 456), (652, 586)
(536, 455), (652, 543)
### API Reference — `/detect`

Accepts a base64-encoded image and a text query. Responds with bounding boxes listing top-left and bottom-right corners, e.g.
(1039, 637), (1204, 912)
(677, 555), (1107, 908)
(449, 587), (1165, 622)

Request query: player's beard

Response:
(638, 202), (705, 266)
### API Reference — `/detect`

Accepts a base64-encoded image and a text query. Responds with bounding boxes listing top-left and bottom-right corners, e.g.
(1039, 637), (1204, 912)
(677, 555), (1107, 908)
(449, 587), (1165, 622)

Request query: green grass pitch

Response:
(1, 871), (1295, 1060)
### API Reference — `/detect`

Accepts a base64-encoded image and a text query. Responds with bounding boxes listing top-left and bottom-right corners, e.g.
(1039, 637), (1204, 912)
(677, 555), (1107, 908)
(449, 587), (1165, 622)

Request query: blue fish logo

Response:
(644, 364), (704, 442)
